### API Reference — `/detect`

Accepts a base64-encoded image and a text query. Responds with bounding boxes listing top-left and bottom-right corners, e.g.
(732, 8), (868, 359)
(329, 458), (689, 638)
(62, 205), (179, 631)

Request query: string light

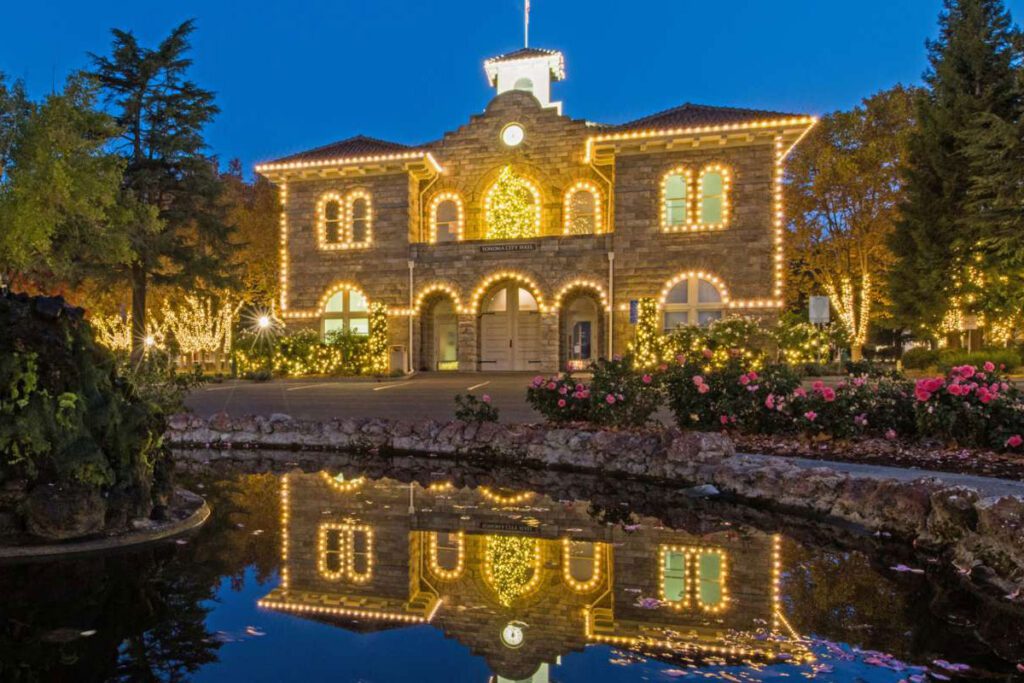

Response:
(319, 471), (366, 493)
(413, 283), (463, 314)
(258, 597), (432, 624)
(657, 545), (729, 612)
(562, 180), (603, 235)
(552, 279), (609, 312)
(584, 116), (818, 163)
(427, 531), (466, 580)
(315, 189), (373, 250)
(484, 535), (542, 607)
(427, 191), (465, 243)
(366, 302), (389, 374)
(279, 183), (289, 312)
(658, 271), (731, 307)
(484, 166), (541, 240)
(280, 474), (290, 588)
(255, 150), (444, 175)
(561, 539), (605, 593)
(772, 135), (785, 299)
(468, 272), (546, 314)
(695, 164), (732, 230)
(478, 487), (534, 505)
(317, 522), (374, 584)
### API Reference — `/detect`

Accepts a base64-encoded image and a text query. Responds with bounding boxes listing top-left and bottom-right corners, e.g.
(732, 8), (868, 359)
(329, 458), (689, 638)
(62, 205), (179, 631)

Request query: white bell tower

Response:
(484, 47), (565, 112)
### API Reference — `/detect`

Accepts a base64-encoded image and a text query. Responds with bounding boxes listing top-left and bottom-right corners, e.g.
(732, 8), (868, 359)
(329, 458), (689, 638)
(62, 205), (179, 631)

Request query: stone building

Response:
(257, 47), (815, 373)
(259, 473), (806, 681)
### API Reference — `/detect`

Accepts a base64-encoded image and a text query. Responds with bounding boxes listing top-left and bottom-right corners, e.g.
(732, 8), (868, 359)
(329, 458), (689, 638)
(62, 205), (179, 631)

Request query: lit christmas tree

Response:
(485, 166), (539, 239)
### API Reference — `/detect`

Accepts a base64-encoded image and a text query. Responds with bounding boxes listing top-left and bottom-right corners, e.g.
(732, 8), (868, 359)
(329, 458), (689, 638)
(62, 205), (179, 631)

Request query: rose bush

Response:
(526, 356), (662, 427)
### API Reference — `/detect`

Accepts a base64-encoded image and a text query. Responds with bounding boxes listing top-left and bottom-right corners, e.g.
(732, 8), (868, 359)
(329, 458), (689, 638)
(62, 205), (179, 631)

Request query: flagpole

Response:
(524, 0), (530, 47)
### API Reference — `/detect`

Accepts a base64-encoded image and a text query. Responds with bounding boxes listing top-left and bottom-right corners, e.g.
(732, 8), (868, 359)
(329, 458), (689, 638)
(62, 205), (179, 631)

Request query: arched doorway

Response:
(560, 293), (603, 371)
(420, 295), (459, 371)
(479, 283), (541, 371)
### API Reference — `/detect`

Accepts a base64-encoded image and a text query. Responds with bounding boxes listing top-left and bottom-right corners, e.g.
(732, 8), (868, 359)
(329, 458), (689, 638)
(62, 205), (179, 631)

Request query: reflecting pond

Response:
(1, 459), (1022, 682)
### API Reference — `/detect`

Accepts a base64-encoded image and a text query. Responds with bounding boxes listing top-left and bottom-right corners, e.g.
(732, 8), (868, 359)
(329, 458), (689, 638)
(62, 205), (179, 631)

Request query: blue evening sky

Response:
(4, 1), (1022, 173)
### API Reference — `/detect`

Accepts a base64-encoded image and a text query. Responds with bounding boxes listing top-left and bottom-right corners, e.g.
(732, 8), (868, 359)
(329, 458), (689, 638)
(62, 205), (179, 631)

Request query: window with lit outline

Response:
(662, 276), (725, 331)
(563, 180), (603, 235)
(317, 522), (374, 584)
(428, 191), (465, 243)
(315, 189), (373, 250)
(659, 164), (732, 232)
(658, 544), (729, 613)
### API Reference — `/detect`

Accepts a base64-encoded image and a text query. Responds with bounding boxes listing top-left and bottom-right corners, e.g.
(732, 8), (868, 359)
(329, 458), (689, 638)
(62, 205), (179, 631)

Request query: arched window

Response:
(428, 531), (465, 580)
(698, 165), (731, 227)
(563, 181), (602, 235)
(322, 287), (370, 339)
(316, 193), (344, 245)
(513, 77), (534, 91)
(562, 539), (603, 592)
(663, 277), (724, 331)
(484, 166), (541, 240)
(318, 523), (374, 583)
(429, 192), (464, 243)
(317, 190), (373, 248)
(660, 548), (689, 607)
(346, 190), (372, 244)
(661, 168), (691, 229)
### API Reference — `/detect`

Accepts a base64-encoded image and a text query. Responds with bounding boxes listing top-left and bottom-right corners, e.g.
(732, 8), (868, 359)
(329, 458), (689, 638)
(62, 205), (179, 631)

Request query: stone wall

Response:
(168, 413), (1024, 593)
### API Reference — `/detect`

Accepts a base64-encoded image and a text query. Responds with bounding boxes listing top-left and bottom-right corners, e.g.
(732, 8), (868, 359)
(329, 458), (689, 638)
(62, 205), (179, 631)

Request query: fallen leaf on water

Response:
(890, 564), (924, 574)
(244, 626), (266, 637)
(80, 630), (96, 637)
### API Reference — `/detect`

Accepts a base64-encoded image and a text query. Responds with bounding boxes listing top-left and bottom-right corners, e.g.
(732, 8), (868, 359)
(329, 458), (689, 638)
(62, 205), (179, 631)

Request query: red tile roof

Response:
(614, 103), (805, 131)
(267, 135), (412, 164)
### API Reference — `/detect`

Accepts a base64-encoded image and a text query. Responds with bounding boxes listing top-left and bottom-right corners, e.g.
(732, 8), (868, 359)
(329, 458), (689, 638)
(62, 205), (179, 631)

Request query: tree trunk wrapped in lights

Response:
(485, 166), (539, 240)
(366, 302), (389, 375)
(631, 297), (661, 368)
(162, 294), (236, 370)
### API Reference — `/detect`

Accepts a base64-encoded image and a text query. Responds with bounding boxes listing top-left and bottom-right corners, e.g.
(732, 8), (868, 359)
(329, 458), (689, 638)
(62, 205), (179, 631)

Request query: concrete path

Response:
(775, 455), (1024, 498)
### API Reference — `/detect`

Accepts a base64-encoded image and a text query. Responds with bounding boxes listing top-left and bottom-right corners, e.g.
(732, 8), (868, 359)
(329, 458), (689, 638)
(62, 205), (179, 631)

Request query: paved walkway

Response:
(779, 455), (1024, 498)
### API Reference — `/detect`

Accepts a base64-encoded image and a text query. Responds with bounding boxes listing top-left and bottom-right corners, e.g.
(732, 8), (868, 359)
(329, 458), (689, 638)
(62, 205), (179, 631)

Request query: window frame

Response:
(563, 180), (603, 235)
(316, 189), (373, 250)
(317, 522), (375, 584)
(697, 164), (732, 229)
(321, 287), (371, 339)
(428, 191), (465, 243)
(659, 164), (733, 232)
(662, 277), (725, 332)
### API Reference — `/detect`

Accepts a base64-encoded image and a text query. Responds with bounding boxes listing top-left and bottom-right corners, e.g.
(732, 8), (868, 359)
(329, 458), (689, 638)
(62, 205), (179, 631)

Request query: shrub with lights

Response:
(365, 303), (389, 376)
(630, 298), (661, 369)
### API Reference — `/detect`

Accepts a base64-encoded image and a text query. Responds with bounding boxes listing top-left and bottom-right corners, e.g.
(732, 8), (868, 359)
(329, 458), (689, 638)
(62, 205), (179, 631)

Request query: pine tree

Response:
(889, 0), (1021, 339)
(485, 166), (539, 239)
(90, 20), (233, 361)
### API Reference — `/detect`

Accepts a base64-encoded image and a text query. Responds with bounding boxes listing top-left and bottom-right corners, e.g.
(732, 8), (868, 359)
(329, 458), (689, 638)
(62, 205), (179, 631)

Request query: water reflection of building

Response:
(259, 473), (807, 681)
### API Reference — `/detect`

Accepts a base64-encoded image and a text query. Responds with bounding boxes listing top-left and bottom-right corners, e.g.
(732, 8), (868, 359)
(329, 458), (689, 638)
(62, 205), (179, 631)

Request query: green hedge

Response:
(902, 347), (1021, 372)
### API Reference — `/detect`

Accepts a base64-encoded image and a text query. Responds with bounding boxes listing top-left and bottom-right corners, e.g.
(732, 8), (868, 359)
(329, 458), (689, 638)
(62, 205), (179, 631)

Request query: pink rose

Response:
(1006, 434), (1023, 449)
(984, 361), (996, 373)
(885, 429), (897, 441)
(925, 378), (944, 393)
(575, 383), (585, 392)
(765, 395), (776, 410)
(852, 377), (866, 387)
(698, 383), (710, 394)
(557, 399), (566, 408)
(702, 348), (714, 359)
(947, 384), (963, 396)
(914, 388), (932, 402)
(822, 387), (836, 402)
(547, 381), (557, 390)
(978, 389), (992, 404)
(739, 375), (750, 386)
(482, 394), (491, 403)
(793, 387), (807, 398)
(559, 385), (568, 395)
(720, 415), (729, 425)
(605, 394), (616, 405)
(960, 365), (976, 379)
(804, 411), (818, 422)
(812, 380), (825, 392)
(748, 371), (759, 381)
(642, 374), (653, 385)
(692, 375), (704, 386)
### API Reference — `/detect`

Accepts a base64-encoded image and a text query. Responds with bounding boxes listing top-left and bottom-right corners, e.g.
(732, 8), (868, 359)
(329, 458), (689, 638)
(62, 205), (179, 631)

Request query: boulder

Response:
(924, 486), (980, 544)
(24, 484), (107, 540)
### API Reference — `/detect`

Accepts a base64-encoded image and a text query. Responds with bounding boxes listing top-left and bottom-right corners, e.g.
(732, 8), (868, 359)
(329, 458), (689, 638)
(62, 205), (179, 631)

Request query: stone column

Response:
(539, 311), (559, 373)
(457, 313), (478, 372)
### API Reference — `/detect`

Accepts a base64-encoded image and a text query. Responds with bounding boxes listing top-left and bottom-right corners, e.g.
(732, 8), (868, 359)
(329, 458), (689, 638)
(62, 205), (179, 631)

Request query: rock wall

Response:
(167, 412), (1024, 592)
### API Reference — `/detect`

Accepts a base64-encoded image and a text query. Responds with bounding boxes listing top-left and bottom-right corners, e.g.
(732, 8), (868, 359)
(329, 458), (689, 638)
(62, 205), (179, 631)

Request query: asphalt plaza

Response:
(184, 373), (547, 423)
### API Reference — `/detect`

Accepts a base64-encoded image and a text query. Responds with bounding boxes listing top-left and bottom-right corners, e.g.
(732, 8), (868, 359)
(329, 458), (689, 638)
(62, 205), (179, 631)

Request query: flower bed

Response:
(527, 355), (1024, 457)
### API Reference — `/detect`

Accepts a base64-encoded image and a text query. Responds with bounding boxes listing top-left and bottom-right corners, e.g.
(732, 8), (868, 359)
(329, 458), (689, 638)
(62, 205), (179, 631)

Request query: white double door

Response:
(480, 284), (541, 371)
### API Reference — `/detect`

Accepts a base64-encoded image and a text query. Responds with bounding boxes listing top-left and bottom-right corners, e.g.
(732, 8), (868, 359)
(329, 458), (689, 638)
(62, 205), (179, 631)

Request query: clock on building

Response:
(501, 621), (526, 648)
(501, 123), (525, 147)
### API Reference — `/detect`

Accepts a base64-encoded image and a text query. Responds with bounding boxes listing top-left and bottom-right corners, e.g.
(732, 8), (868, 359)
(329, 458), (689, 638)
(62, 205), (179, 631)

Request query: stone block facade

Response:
(258, 50), (814, 373)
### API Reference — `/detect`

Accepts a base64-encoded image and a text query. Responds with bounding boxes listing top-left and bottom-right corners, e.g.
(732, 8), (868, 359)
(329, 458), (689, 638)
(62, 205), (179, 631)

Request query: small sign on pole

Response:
(809, 296), (830, 325)
(629, 300), (639, 325)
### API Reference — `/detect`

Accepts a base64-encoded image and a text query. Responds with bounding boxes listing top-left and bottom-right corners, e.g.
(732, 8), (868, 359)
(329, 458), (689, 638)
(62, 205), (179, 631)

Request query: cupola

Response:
(484, 47), (565, 113)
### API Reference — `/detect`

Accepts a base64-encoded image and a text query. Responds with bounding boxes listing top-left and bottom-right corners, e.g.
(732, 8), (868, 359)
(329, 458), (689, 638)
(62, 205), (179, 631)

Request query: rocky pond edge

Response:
(166, 412), (1024, 594)
(0, 489), (210, 561)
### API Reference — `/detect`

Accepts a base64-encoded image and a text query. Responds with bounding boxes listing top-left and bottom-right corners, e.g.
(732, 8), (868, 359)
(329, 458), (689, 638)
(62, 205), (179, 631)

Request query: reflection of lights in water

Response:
(484, 535), (541, 607)
(478, 486), (534, 505)
(320, 471), (365, 492)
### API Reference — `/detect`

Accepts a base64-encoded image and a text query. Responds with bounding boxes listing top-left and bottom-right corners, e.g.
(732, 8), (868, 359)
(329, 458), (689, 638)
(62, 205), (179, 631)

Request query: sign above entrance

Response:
(479, 242), (538, 253)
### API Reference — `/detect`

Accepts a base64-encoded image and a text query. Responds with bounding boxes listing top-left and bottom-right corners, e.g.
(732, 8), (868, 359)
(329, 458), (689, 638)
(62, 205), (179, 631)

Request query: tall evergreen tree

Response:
(889, 0), (1021, 338)
(90, 20), (233, 360)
